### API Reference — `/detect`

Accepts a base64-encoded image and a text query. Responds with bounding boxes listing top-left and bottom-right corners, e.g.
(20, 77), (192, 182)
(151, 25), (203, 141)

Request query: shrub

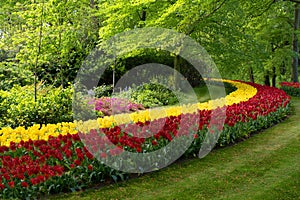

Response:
(0, 62), (34, 91)
(0, 84), (73, 128)
(114, 81), (236, 109)
(94, 84), (113, 98)
(116, 83), (180, 108)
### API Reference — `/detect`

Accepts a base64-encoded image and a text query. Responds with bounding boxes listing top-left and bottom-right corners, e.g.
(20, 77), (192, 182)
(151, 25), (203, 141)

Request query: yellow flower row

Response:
(0, 122), (78, 146)
(0, 80), (257, 146)
(76, 80), (257, 132)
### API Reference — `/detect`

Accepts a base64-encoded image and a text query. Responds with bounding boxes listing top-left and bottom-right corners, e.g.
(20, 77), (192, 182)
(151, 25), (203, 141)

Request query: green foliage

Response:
(0, 0), (297, 86)
(95, 0), (295, 84)
(113, 81), (235, 108)
(94, 84), (113, 98)
(0, 0), (99, 87)
(0, 62), (33, 90)
(281, 86), (300, 97)
(116, 83), (179, 108)
(0, 84), (73, 128)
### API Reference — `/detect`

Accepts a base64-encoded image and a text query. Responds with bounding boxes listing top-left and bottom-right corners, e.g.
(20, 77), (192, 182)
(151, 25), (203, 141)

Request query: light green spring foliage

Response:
(0, 0), (296, 84)
(0, 0), (99, 85)
(97, 0), (294, 83)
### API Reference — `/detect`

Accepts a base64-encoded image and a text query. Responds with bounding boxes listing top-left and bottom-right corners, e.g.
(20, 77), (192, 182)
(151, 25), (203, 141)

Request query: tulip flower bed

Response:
(0, 80), (290, 199)
(280, 82), (300, 97)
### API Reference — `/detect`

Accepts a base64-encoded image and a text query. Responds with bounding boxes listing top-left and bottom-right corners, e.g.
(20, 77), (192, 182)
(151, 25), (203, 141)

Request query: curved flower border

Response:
(0, 80), (256, 146)
(0, 80), (291, 199)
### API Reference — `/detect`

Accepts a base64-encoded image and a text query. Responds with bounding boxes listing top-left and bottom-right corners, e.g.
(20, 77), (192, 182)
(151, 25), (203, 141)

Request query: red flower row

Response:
(0, 133), (94, 190)
(280, 82), (300, 88)
(80, 81), (290, 155)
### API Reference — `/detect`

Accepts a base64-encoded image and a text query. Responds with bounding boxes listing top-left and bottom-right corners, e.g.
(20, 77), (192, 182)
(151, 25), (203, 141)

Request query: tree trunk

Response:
(141, 8), (147, 21)
(249, 66), (255, 83)
(292, 3), (300, 83)
(90, 0), (95, 7)
(280, 61), (286, 75)
(90, 0), (100, 30)
(113, 58), (116, 89)
(59, 31), (63, 88)
(34, 0), (45, 102)
(264, 73), (270, 86)
(272, 66), (276, 87)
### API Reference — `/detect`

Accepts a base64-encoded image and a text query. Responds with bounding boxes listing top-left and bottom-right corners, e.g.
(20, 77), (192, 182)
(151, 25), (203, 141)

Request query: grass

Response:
(193, 84), (230, 102)
(48, 98), (300, 200)
(145, 84), (226, 109)
(178, 84), (229, 105)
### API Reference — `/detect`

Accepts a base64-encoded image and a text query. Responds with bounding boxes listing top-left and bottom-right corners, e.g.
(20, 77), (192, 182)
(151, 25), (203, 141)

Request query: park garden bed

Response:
(0, 80), (291, 199)
(280, 82), (300, 97)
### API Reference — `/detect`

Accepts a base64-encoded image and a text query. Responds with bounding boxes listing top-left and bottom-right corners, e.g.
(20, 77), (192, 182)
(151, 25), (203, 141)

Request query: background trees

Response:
(0, 0), (99, 87)
(0, 0), (299, 88)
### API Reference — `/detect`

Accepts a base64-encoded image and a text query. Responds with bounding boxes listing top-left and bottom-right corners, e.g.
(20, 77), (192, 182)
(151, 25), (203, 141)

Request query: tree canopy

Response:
(0, 0), (298, 87)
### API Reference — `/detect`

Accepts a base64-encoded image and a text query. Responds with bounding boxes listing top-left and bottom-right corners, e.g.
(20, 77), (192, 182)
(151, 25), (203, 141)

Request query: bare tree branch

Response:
(34, 0), (45, 102)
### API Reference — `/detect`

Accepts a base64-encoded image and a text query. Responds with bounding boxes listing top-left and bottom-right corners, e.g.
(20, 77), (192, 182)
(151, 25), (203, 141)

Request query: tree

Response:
(96, 0), (300, 86)
(248, 1), (293, 86)
(0, 0), (100, 87)
(281, 0), (300, 82)
(2, 0), (297, 87)
(291, 1), (300, 82)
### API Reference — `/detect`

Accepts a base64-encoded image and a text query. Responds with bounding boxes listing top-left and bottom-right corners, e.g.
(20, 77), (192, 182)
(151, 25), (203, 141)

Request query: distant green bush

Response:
(94, 84), (113, 97)
(0, 84), (73, 128)
(116, 83), (179, 108)
(0, 62), (34, 91)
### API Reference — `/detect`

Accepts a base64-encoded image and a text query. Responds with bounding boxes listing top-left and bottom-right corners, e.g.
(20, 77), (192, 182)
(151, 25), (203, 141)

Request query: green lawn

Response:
(177, 84), (228, 105)
(48, 98), (300, 200)
(193, 85), (229, 102)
